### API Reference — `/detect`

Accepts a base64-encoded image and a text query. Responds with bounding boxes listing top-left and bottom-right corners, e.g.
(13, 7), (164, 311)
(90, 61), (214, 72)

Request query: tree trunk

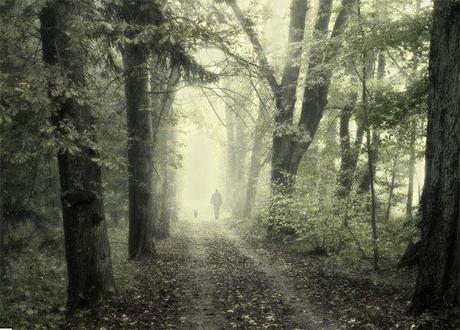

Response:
(40, 0), (115, 310)
(154, 120), (175, 240)
(244, 102), (267, 218)
(0, 166), (6, 283)
(359, 3), (379, 270)
(0, 0), (15, 284)
(271, 0), (355, 195)
(411, 0), (460, 315)
(123, 0), (156, 259)
(336, 92), (360, 199)
(406, 0), (421, 222)
(229, 0), (354, 233)
(406, 121), (416, 222)
(385, 157), (397, 223)
(358, 50), (385, 194)
(225, 102), (239, 216)
(151, 58), (179, 239)
(233, 108), (250, 218)
(271, 0), (333, 194)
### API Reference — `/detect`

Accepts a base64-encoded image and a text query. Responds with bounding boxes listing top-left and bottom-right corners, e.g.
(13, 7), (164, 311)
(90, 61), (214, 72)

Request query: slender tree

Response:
(336, 92), (361, 199)
(244, 100), (270, 218)
(150, 58), (180, 239)
(40, 0), (115, 310)
(406, 120), (417, 222)
(225, 100), (238, 213)
(411, 0), (460, 314)
(123, 0), (157, 258)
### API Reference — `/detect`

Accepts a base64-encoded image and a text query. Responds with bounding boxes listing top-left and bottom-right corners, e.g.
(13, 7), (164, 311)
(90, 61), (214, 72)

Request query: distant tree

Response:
(244, 96), (271, 219)
(40, 0), (116, 310)
(411, 0), (460, 315)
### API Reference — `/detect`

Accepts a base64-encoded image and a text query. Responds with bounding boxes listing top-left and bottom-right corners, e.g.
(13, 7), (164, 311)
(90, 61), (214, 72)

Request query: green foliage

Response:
(0, 225), (134, 329)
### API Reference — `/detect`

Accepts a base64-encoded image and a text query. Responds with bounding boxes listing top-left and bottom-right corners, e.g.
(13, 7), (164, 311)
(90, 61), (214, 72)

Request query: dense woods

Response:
(1, 0), (460, 329)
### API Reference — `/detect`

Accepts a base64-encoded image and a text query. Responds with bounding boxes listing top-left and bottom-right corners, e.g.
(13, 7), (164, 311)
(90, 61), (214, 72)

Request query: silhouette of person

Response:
(211, 189), (223, 220)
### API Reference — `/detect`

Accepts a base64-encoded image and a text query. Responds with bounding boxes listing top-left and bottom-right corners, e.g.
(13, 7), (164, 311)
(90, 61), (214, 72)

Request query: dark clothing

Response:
(211, 191), (223, 220)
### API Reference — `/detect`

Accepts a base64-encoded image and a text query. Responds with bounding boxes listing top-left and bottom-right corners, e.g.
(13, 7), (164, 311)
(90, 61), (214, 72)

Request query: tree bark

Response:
(225, 103), (238, 214)
(336, 92), (360, 199)
(406, 0), (421, 223)
(272, 0), (355, 194)
(233, 106), (250, 218)
(358, 50), (385, 194)
(123, 0), (156, 259)
(243, 101), (268, 218)
(406, 120), (417, 222)
(385, 157), (397, 222)
(228, 0), (309, 193)
(0, 0), (15, 284)
(40, 0), (115, 310)
(358, 1), (379, 271)
(150, 58), (180, 239)
(224, 93), (250, 218)
(0, 165), (6, 283)
(411, 0), (460, 315)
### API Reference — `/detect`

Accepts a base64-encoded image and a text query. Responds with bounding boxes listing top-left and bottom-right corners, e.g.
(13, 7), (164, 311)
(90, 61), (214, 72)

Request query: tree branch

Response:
(226, 1), (280, 99)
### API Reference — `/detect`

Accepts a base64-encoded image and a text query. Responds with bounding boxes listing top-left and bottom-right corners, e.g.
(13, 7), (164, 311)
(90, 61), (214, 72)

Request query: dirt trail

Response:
(66, 220), (340, 329)
(177, 224), (227, 329)
(176, 220), (338, 330)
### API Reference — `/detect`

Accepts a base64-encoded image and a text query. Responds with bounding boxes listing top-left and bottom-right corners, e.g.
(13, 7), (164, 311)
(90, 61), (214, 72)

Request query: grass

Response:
(0, 223), (133, 330)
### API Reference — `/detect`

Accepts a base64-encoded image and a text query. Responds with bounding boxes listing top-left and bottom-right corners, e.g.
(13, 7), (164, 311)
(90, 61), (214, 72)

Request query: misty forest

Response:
(1, 0), (460, 329)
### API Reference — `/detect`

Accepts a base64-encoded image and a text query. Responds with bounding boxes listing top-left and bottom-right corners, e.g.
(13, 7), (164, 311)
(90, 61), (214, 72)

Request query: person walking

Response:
(211, 189), (223, 220)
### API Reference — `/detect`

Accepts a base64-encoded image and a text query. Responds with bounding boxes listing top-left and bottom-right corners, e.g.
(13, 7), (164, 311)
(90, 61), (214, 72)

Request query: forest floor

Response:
(62, 219), (439, 330)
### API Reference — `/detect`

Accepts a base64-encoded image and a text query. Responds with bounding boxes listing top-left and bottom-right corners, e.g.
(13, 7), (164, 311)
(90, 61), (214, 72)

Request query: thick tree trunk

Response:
(411, 0), (460, 314)
(269, 0), (308, 193)
(0, 0), (14, 284)
(155, 121), (176, 239)
(40, 0), (115, 310)
(271, 0), (355, 195)
(0, 166), (6, 283)
(150, 58), (179, 239)
(230, 0), (353, 233)
(123, 0), (156, 259)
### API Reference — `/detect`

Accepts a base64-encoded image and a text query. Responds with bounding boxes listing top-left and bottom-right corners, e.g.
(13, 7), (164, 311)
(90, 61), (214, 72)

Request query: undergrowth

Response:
(0, 224), (132, 330)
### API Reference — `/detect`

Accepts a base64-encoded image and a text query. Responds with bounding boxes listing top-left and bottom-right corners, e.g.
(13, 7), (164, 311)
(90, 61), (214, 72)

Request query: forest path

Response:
(175, 220), (337, 330)
(67, 220), (412, 329)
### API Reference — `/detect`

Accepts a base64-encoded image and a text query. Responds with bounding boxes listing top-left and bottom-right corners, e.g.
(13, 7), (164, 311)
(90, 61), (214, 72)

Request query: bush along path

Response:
(66, 220), (441, 329)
